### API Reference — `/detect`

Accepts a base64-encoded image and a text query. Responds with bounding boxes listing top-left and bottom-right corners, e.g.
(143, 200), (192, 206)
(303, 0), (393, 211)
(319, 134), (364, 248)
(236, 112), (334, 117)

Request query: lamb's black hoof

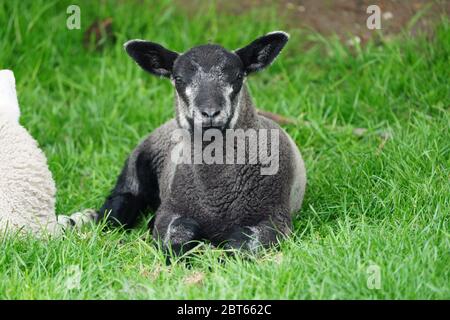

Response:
(223, 226), (254, 251)
(160, 216), (203, 262)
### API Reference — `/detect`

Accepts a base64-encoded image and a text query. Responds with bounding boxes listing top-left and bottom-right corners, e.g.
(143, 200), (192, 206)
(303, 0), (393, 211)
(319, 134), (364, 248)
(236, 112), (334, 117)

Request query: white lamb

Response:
(0, 69), (95, 237)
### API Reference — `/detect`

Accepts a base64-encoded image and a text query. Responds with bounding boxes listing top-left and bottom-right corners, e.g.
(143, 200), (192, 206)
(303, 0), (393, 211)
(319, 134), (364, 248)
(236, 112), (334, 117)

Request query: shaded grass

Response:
(0, 0), (448, 299)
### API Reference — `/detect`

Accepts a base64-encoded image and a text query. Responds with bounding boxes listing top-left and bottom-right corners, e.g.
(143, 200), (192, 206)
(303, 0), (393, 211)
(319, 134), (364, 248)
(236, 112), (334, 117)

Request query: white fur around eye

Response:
(225, 85), (233, 95)
(185, 86), (193, 99)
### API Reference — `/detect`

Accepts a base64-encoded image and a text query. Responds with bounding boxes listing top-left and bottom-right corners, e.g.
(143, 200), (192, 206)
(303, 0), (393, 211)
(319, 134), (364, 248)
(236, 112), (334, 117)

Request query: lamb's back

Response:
(0, 118), (58, 235)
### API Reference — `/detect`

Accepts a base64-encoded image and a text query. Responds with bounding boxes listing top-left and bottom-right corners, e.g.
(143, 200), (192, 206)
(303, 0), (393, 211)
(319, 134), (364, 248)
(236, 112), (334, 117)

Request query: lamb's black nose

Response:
(201, 108), (221, 119)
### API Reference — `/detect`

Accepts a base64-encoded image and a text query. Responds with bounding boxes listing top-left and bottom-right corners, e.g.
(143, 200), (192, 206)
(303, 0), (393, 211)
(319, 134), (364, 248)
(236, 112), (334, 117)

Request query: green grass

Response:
(0, 0), (449, 299)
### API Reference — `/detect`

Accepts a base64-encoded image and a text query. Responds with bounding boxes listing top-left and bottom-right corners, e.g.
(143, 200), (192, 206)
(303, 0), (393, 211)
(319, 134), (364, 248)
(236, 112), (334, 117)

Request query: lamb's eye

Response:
(174, 76), (184, 85)
(236, 73), (243, 81)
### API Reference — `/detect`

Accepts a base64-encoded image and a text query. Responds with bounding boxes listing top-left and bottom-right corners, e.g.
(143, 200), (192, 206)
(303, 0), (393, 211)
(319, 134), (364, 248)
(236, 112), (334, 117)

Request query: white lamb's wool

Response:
(0, 70), (97, 236)
(0, 70), (60, 236)
(0, 116), (60, 235)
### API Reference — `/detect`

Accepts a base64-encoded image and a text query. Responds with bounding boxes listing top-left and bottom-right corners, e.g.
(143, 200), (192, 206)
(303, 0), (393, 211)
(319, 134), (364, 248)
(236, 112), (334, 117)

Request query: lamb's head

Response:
(124, 31), (289, 130)
(0, 70), (20, 123)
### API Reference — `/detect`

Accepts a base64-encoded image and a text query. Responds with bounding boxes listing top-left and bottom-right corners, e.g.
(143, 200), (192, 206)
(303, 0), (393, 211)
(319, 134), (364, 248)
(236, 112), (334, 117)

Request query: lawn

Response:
(0, 0), (449, 299)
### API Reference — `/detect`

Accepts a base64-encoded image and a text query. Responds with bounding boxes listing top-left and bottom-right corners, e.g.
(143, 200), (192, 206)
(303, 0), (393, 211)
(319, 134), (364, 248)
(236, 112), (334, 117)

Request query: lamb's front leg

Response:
(153, 208), (203, 256)
(224, 215), (292, 252)
(97, 150), (159, 229)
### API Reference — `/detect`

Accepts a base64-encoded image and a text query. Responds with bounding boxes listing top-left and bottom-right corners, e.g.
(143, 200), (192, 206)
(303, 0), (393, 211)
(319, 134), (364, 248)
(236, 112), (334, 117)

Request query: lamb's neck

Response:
(190, 86), (259, 184)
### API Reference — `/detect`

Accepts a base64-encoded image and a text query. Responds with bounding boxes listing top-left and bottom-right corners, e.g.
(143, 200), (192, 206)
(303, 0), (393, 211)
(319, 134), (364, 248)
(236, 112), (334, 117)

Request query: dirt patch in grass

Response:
(177, 0), (449, 44)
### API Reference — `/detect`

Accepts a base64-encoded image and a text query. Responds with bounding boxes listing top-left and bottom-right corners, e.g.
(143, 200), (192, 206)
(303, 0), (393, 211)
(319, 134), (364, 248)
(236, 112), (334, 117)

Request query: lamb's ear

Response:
(124, 40), (179, 78)
(235, 31), (289, 74)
